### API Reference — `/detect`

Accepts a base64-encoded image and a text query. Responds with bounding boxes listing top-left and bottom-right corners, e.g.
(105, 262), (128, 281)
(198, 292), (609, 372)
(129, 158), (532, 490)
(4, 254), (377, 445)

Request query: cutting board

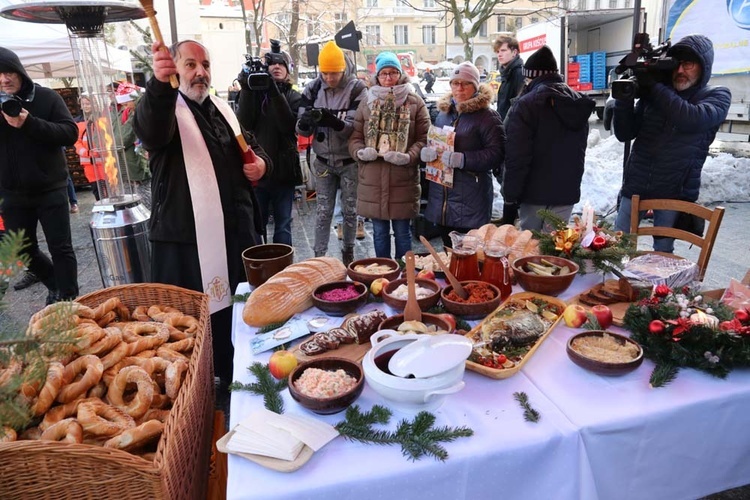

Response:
(569, 281), (636, 326)
(290, 340), (371, 364)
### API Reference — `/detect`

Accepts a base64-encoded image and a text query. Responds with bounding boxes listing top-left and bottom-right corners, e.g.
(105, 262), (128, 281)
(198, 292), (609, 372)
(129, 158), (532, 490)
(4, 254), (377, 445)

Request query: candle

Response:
(582, 202), (594, 235)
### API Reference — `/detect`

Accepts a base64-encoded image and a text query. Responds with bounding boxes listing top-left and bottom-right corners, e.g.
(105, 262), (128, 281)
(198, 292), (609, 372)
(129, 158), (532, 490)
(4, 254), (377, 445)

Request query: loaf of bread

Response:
(466, 223), (540, 263)
(242, 257), (347, 327)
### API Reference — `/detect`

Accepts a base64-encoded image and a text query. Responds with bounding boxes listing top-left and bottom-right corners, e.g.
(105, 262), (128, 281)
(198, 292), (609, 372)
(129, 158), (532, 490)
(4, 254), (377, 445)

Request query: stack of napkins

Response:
(226, 408), (339, 461)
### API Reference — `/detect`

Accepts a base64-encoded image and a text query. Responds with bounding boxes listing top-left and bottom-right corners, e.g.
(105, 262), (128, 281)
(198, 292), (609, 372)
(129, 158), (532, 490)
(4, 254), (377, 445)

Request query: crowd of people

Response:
(0, 32), (731, 390)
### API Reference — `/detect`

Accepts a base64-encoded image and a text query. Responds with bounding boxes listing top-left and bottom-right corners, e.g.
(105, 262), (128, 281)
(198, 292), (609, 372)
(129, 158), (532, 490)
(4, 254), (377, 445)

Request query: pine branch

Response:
(335, 405), (473, 462)
(228, 362), (287, 414)
(257, 320), (288, 334)
(231, 292), (251, 304)
(513, 391), (541, 423)
(649, 364), (679, 388)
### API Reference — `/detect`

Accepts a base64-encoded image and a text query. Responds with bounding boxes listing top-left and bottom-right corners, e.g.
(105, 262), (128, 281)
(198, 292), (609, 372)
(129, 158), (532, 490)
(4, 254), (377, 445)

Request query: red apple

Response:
(563, 304), (588, 328)
(436, 313), (457, 332)
(370, 278), (389, 297)
(590, 304), (614, 330)
(416, 269), (436, 280)
(268, 350), (298, 380)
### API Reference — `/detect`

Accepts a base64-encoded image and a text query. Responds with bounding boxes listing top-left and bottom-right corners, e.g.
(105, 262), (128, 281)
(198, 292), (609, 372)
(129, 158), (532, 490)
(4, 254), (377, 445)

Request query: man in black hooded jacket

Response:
(502, 46), (595, 231)
(0, 47), (79, 304)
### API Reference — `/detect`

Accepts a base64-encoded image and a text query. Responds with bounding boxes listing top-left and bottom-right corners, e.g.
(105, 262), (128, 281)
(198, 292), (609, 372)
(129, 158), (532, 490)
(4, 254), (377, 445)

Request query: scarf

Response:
(367, 83), (411, 107)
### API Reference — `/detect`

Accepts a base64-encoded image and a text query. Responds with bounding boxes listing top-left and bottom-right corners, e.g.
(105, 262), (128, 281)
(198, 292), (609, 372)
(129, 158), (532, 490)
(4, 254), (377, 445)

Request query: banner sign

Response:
(519, 34), (547, 53)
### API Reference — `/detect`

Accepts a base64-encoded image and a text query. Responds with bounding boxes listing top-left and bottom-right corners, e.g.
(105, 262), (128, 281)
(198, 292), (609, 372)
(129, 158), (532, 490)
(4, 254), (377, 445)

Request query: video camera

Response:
(611, 33), (677, 100)
(0, 92), (23, 117)
(242, 39), (285, 91)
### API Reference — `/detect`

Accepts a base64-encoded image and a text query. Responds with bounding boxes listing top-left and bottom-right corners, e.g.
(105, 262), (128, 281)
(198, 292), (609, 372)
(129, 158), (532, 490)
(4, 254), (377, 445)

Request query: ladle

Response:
(419, 236), (468, 300)
(403, 251), (422, 323)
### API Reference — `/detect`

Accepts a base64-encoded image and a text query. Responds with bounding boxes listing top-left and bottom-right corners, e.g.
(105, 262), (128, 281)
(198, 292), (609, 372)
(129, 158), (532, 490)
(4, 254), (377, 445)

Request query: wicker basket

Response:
(0, 284), (214, 500)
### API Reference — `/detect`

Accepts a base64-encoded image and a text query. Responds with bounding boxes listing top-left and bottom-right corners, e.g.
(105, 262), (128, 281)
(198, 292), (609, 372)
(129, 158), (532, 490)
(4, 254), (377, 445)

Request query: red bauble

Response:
(654, 285), (671, 298)
(734, 309), (750, 323)
(590, 235), (608, 251)
(649, 319), (666, 334)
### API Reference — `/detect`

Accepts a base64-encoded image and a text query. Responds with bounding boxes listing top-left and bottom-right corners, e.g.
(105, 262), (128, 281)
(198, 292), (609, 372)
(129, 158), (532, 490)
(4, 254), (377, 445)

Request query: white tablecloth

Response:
(227, 276), (750, 500)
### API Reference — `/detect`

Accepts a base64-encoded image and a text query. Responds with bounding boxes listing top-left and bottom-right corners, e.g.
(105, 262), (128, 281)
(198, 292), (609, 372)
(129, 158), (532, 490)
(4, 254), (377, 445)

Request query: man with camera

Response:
(612, 34), (731, 251)
(0, 46), (80, 305)
(237, 41), (302, 246)
(297, 41), (366, 266)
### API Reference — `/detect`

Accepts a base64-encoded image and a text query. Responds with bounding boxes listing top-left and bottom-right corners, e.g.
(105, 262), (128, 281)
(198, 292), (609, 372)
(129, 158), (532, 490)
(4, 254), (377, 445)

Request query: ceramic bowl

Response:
(362, 331), (466, 412)
(288, 357), (365, 415)
(566, 330), (644, 376)
(381, 278), (441, 312)
(311, 281), (368, 317)
(512, 255), (579, 297)
(440, 281), (503, 320)
(347, 258), (402, 286)
(378, 313), (452, 334)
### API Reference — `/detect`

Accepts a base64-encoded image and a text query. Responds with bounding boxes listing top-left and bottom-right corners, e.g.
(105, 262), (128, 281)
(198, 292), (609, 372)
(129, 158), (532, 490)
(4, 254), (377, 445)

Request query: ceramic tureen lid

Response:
(388, 334), (473, 378)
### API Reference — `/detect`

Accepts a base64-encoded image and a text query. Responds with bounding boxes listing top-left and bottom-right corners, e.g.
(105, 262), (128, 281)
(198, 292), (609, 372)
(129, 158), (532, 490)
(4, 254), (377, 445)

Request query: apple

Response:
(417, 269), (436, 280)
(370, 277), (389, 297)
(436, 313), (457, 332)
(563, 304), (588, 328)
(590, 304), (614, 330)
(268, 350), (298, 380)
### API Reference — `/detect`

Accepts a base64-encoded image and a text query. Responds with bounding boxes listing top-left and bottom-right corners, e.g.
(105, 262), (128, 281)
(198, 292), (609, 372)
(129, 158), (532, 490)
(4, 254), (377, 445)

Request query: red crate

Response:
(579, 82), (593, 91)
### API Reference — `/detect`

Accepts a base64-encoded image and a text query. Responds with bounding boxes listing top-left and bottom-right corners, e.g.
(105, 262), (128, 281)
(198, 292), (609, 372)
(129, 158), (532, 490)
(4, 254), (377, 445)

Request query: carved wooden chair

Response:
(629, 195), (725, 281)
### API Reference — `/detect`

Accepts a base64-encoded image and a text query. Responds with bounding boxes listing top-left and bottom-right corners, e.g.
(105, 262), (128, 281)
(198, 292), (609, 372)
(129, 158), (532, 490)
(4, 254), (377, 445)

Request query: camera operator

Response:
(613, 34), (731, 252)
(296, 41), (366, 266)
(237, 43), (302, 246)
(0, 46), (79, 305)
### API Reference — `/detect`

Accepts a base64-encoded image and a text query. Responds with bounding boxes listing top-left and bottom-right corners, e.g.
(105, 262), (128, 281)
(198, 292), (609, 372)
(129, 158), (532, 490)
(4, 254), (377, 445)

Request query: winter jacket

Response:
(296, 58), (367, 165)
(0, 47), (77, 200)
(134, 77), (271, 246)
(496, 55), (525, 120)
(503, 73), (595, 206)
(424, 84), (506, 229)
(75, 121), (105, 184)
(349, 75), (431, 220)
(613, 34), (731, 202)
(237, 79), (303, 187)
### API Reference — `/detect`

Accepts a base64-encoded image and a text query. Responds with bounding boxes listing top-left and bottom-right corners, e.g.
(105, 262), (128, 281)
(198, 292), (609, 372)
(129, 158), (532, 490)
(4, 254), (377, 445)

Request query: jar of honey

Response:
(448, 232), (481, 281)
(481, 240), (512, 299)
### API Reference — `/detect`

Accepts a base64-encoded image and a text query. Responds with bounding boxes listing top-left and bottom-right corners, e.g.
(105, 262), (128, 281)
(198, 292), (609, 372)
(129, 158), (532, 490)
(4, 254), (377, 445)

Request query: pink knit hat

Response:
(450, 62), (480, 90)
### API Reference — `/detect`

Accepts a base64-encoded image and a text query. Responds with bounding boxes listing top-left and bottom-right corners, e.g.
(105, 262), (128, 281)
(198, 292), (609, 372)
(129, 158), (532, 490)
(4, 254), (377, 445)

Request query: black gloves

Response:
(499, 202), (519, 226)
(317, 109), (345, 131)
(298, 109), (318, 133)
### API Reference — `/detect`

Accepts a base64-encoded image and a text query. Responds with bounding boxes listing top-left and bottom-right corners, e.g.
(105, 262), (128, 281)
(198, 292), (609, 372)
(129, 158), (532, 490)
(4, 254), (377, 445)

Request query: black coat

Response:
(613, 34), (731, 202)
(134, 77), (271, 248)
(424, 84), (506, 229)
(237, 80), (302, 188)
(0, 47), (77, 199)
(502, 73), (595, 206)
(496, 55), (525, 120)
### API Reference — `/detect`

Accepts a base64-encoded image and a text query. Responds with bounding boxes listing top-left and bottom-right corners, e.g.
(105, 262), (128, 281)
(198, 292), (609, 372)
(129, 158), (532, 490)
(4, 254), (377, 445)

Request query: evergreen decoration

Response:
(513, 391), (541, 423)
(534, 210), (636, 275)
(426, 305), (472, 331)
(257, 320), (288, 334)
(622, 285), (750, 387)
(229, 362), (287, 414)
(335, 404), (474, 462)
(231, 292), (251, 304)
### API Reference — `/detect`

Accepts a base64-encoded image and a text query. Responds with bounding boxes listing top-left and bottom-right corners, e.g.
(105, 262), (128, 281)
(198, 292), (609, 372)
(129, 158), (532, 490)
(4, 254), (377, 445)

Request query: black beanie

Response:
(522, 46), (558, 78)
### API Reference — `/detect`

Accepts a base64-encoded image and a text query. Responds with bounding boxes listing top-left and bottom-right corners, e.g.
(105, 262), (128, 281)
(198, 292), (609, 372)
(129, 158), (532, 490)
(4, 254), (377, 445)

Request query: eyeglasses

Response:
(450, 81), (473, 88)
(378, 71), (401, 79)
(678, 60), (697, 71)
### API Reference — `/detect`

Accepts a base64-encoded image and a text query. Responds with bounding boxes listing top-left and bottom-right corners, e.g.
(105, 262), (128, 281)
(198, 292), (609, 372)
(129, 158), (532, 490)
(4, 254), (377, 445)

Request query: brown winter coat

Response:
(349, 78), (430, 220)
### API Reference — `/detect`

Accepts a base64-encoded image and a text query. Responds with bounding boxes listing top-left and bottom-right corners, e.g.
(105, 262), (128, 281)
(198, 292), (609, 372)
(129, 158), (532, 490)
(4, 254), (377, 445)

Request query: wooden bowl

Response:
(440, 281), (503, 320)
(378, 313), (452, 334)
(512, 255), (579, 297)
(347, 258), (402, 286)
(381, 278), (441, 312)
(311, 281), (368, 317)
(566, 331), (644, 376)
(288, 358), (365, 415)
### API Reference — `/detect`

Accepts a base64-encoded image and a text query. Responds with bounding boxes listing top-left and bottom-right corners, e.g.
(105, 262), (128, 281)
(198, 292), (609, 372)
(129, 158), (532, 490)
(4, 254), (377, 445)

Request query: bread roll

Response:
(242, 258), (347, 327)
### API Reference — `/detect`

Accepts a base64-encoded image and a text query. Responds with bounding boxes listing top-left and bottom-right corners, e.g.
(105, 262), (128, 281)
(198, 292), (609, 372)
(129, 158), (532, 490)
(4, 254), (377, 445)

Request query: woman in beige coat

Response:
(349, 51), (431, 259)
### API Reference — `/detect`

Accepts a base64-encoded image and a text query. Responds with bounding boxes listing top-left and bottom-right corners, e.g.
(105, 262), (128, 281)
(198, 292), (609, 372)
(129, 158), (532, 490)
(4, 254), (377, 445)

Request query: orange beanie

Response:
(318, 41), (346, 72)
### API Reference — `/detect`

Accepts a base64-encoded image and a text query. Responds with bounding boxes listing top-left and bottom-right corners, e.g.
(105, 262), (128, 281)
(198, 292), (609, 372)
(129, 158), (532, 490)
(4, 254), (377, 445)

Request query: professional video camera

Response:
(611, 33), (677, 100)
(242, 39), (286, 91)
(0, 92), (23, 117)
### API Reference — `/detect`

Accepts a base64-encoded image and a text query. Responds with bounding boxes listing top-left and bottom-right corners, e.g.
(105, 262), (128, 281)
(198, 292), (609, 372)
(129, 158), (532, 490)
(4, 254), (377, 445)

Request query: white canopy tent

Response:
(0, 16), (132, 80)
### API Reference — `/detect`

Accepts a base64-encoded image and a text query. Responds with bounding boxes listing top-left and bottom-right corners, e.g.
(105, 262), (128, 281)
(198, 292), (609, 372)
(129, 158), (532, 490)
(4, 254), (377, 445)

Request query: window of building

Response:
(334, 12), (347, 33)
(497, 16), (506, 32)
(514, 17), (523, 30)
(422, 25), (436, 45)
(396, 0), (409, 8)
(609, 0), (617, 7)
(306, 22), (315, 38)
(423, 0), (435, 6)
(479, 21), (487, 37)
(365, 25), (381, 46)
(624, 0), (631, 7)
(366, 0), (377, 7)
(531, 17), (539, 24)
(594, 0), (601, 9)
(395, 25), (409, 45)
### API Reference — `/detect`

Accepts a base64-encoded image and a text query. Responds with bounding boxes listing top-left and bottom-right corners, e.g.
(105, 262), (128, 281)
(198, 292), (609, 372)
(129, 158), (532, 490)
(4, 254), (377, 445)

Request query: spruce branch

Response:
(649, 364), (679, 388)
(257, 320), (288, 334)
(228, 362), (287, 414)
(231, 292), (251, 304)
(513, 391), (541, 423)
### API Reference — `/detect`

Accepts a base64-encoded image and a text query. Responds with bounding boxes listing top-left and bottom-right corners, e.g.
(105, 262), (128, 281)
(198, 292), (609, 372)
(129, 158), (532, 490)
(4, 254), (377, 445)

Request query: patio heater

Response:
(0, 1), (152, 288)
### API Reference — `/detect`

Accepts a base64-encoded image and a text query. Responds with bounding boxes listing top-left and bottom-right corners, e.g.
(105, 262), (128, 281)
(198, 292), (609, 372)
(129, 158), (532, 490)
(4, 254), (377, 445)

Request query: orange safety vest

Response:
(75, 121), (106, 184)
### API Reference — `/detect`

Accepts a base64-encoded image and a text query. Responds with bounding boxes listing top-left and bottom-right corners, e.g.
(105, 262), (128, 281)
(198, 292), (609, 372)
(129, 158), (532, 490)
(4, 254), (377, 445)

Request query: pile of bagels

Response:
(467, 223), (540, 264)
(0, 297), (199, 460)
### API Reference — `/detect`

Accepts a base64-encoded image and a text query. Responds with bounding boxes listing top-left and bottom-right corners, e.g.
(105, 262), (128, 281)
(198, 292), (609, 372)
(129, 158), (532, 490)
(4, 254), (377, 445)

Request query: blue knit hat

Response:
(376, 52), (401, 75)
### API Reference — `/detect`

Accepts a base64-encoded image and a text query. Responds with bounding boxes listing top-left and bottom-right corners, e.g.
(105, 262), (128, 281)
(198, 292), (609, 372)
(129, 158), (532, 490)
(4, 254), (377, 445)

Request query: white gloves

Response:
(420, 146), (438, 162)
(441, 151), (465, 169)
(356, 147), (378, 162)
(384, 151), (410, 166)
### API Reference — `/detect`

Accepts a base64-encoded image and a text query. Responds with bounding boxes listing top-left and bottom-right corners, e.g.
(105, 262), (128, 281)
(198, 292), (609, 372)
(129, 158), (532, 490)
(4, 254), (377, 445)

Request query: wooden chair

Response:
(629, 195), (725, 281)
